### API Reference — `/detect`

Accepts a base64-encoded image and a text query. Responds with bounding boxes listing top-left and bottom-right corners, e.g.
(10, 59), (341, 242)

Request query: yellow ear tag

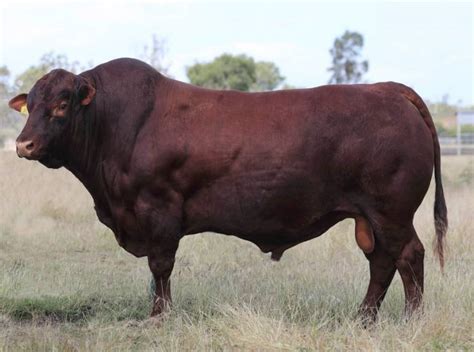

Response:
(20, 104), (28, 116)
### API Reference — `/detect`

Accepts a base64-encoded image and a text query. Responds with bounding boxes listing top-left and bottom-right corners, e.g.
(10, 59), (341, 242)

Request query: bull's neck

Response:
(62, 97), (107, 202)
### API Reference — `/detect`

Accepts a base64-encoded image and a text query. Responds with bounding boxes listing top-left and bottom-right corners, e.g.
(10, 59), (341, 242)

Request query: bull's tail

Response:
(397, 83), (448, 271)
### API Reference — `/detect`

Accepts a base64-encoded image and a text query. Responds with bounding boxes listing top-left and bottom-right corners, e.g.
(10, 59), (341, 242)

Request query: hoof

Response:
(356, 306), (378, 328)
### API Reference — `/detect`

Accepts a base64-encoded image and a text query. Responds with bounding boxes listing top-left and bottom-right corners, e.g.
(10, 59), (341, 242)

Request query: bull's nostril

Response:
(16, 140), (36, 157)
(25, 141), (34, 151)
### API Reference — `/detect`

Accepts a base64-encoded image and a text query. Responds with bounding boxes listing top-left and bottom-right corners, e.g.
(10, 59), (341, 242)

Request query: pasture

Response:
(0, 151), (472, 351)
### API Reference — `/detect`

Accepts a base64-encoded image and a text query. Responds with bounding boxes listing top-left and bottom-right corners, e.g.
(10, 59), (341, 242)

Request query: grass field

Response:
(0, 151), (473, 351)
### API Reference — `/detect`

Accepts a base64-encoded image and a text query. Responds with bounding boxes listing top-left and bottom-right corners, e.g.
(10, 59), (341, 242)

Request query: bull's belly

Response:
(183, 169), (341, 241)
(186, 199), (353, 260)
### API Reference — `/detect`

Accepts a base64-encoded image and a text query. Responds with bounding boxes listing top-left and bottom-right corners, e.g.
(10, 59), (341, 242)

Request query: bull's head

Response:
(8, 69), (96, 168)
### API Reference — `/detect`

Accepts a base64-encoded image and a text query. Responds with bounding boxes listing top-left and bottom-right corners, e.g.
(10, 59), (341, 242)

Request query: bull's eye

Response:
(51, 101), (69, 119)
(59, 102), (68, 111)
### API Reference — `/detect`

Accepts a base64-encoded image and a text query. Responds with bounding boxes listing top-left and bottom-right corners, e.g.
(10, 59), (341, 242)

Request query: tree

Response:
(140, 34), (170, 75)
(327, 30), (368, 84)
(0, 66), (13, 130)
(0, 65), (22, 143)
(187, 54), (256, 91)
(187, 54), (285, 92)
(0, 66), (10, 100)
(14, 52), (82, 93)
(281, 83), (298, 90)
(251, 61), (285, 92)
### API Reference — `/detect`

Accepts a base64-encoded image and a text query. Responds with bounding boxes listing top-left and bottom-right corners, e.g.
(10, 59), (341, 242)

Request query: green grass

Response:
(0, 151), (473, 351)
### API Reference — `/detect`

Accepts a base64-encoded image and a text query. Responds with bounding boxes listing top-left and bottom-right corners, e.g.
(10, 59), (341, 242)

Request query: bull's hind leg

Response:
(359, 243), (397, 322)
(359, 222), (425, 322)
(395, 228), (425, 316)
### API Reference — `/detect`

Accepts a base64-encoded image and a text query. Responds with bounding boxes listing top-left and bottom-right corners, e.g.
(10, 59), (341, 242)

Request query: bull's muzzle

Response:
(16, 140), (36, 158)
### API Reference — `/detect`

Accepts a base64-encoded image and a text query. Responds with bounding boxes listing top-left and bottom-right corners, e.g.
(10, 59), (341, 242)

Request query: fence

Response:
(440, 111), (474, 155)
(440, 134), (474, 155)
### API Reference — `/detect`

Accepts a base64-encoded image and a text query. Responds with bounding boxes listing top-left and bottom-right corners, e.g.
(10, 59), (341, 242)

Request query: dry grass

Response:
(0, 151), (473, 351)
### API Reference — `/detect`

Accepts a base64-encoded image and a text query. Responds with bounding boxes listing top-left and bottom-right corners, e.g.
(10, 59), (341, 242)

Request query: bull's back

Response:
(176, 82), (433, 184)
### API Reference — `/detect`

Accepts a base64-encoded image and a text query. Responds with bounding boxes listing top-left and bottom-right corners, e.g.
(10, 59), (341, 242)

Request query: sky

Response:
(0, 0), (473, 105)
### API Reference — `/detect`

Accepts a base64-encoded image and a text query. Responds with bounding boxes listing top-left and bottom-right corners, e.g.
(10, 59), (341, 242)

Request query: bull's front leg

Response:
(147, 241), (179, 317)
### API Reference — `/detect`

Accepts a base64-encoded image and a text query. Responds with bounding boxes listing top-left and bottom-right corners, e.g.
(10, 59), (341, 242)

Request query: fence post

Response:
(456, 112), (461, 156)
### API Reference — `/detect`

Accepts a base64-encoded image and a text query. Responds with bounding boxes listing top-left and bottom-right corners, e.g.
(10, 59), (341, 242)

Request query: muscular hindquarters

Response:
(311, 85), (435, 225)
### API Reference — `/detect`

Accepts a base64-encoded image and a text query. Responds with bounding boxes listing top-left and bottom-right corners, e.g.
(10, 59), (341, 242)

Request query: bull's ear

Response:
(8, 94), (28, 113)
(75, 76), (96, 106)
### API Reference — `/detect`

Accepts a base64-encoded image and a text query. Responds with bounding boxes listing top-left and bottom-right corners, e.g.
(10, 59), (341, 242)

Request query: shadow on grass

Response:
(0, 295), (150, 323)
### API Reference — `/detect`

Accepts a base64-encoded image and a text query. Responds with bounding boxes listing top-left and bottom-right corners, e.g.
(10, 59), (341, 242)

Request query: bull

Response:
(9, 58), (447, 321)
